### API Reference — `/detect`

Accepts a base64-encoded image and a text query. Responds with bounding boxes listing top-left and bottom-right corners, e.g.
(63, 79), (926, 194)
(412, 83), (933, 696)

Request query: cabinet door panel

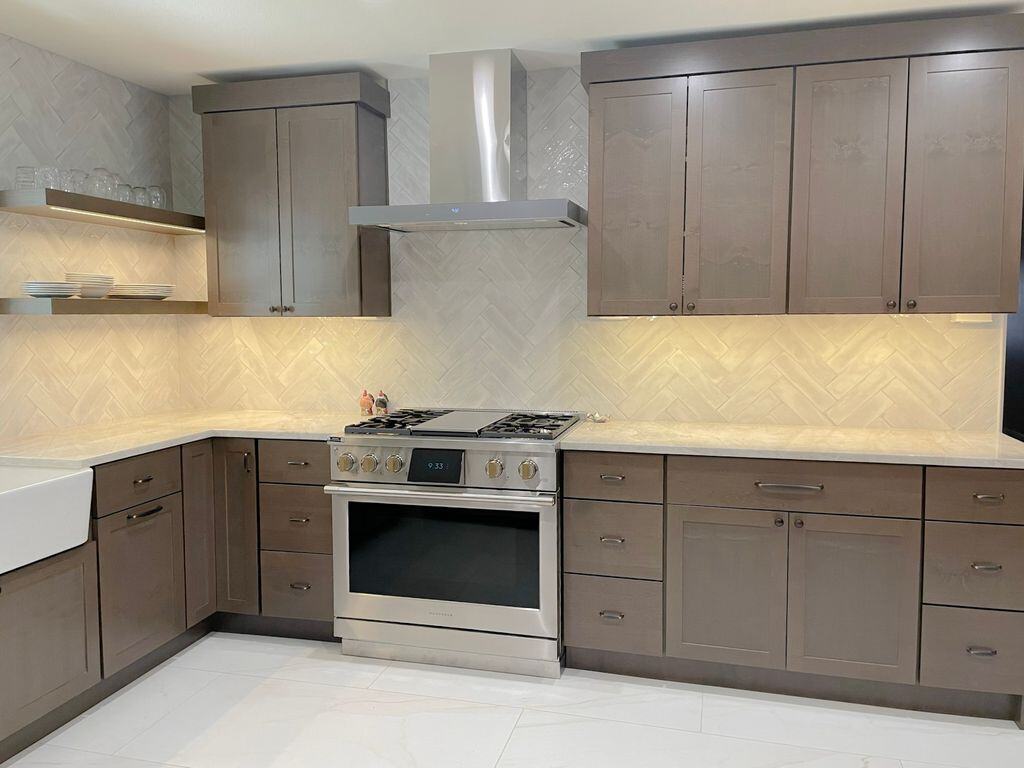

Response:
(202, 109), (281, 316)
(587, 78), (686, 315)
(213, 438), (259, 615)
(665, 505), (788, 669)
(182, 439), (217, 627)
(902, 51), (1024, 313)
(787, 513), (920, 683)
(790, 59), (908, 314)
(685, 68), (792, 315)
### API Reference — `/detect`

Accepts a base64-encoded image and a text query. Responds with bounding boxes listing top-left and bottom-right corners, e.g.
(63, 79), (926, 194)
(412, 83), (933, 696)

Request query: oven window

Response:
(348, 502), (540, 608)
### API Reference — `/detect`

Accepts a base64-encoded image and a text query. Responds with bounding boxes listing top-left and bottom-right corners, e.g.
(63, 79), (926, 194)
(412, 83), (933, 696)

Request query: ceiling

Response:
(0, 0), (1018, 94)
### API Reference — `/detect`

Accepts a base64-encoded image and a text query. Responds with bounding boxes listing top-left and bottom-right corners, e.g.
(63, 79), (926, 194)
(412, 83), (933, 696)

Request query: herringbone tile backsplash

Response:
(0, 44), (1007, 439)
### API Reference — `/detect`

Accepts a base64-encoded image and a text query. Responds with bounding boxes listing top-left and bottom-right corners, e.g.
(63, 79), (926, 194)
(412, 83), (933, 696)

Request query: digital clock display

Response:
(407, 448), (463, 484)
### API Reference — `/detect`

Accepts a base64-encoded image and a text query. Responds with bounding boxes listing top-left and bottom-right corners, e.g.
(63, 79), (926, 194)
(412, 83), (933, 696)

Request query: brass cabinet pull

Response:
(127, 504), (163, 521)
(966, 646), (998, 657)
(972, 493), (1005, 503)
(794, 518), (805, 529)
(773, 517), (785, 527)
(754, 481), (824, 493)
(287, 460), (310, 466)
(971, 562), (1003, 573)
(598, 610), (625, 621)
(599, 536), (626, 545)
(599, 474), (625, 482)
(289, 582), (312, 591)
(288, 517), (311, 524)
(132, 475), (154, 486)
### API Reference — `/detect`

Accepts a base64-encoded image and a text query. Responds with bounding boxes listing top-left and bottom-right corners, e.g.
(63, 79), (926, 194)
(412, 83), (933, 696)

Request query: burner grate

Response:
(479, 412), (580, 440)
(345, 408), (451, 435)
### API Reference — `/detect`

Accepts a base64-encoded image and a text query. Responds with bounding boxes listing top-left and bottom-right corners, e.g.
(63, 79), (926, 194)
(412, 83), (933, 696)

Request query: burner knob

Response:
(518, 460), (539, 481)
(359, 454), (379, 473)
(385, 454), (405, 473)
(485, 458), (504, 479)
(337, 452), (357, 473)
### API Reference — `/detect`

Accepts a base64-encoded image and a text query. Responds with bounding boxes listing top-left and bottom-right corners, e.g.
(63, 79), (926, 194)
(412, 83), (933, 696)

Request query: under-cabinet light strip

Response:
(47, 205), (206, 234)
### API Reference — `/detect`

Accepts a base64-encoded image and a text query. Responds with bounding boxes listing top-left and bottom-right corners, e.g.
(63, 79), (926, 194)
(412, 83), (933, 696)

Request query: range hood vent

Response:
(349, 49), (586, 232)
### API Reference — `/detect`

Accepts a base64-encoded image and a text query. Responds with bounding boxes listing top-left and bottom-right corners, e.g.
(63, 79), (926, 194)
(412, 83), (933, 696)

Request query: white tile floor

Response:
(4, 633), (1022, 768)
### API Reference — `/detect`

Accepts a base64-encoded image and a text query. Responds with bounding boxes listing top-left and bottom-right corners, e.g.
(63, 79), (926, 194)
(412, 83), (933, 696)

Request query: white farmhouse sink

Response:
(0, 464), (93, 575)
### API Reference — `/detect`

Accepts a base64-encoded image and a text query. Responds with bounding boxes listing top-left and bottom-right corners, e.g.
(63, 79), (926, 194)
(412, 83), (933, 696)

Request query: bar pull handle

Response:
(289, 582), (312, 591)
(754, 481), (824, 493)
(133, 475), (154, 486)
(599, 536), (626, 545)
(287, 460), (310, 466)
(600, 474), (625, 482)
(598, 610), (625, 621)
(127, 504), (163, 522)
(971, 562), (1003, 573)
(972, 493), (1005, 503)
(243, 451), (252, 473)
(288, 517), (311, 524)
(966, 646), (998, 657)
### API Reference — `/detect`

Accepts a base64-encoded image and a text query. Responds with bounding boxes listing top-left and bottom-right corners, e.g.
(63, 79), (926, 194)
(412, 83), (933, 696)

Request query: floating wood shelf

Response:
(0, 298), (208, 316)
(0, 188), (205, 235)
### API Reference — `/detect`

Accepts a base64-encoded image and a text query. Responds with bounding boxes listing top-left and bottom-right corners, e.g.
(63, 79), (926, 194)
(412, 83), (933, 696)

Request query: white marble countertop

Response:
(3, 410), (1024, 470)
(560, 420), (1024, 469)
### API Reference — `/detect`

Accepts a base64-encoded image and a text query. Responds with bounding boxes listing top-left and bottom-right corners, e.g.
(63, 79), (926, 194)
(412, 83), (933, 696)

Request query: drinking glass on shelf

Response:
(131, 186), (148, 206)
(147, 185), (166, 209)
(88, 168), (114, 198)
(115, 183), (132, 203)
(15, 166), (36, 189)
(35, 166), (59, 190)
(70, 169), (88, 193)
(58, 169), (78, 192)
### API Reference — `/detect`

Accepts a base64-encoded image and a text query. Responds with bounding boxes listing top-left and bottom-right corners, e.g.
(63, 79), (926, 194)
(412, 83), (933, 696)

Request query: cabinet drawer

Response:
(258, 440), (331, 485)
(667, 456), (921, 518)
(564, 500), (662, 580)
(260, 483), (332, 554)
(563, 573), (662, 656)
(260, 551), (333, 621)
(920, 605), (1024, 694)
(94, 447), (182, 517)
(924, 522), (1024, 611)
(925, 467), (1024, 524)
(564, 452), (663, 503)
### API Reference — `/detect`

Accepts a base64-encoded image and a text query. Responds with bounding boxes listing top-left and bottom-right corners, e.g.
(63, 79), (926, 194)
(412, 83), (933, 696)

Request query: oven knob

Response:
(485, 458), (504, 479)
(518, 459), (539, 480)
(385, 454), (405, 473)
(359, 454), (379, 473)
(337, 452), (357, 473)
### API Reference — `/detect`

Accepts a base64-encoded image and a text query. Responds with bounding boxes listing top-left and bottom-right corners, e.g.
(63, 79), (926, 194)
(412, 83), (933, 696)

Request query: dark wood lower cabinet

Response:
(213, 438), (259, 615)
(97, 495), (186, 676)
(260, 551), (333, 620)
(182, 440), (217, 627)
(0, 543), (101, 741)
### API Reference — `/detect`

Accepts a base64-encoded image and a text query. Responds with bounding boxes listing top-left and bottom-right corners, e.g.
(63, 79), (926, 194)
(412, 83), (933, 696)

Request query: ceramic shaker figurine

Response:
(375, 390), (390, 415)
(359, 389), (374, 416)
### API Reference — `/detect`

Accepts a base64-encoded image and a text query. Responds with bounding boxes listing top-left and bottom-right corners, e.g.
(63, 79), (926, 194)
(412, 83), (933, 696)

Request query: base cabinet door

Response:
(0, 543), (101, 741)
(665, 505), (789, 669)
(213, 438), (259, 614)
(97, 496), (186, 677)
(787, 513), (921, 683)
(182, 439), (217, 627)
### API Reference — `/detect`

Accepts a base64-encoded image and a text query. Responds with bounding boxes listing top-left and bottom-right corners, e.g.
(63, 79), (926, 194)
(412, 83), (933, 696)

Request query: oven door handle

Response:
(325, 484), (557, 511)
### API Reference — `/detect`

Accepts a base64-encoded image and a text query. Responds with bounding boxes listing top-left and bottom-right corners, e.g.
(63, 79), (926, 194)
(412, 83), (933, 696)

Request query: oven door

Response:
(328, 483), (558, 639)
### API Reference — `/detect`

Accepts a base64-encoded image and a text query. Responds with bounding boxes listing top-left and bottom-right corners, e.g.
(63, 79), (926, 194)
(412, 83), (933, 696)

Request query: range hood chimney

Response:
(349, 50), (586, 232)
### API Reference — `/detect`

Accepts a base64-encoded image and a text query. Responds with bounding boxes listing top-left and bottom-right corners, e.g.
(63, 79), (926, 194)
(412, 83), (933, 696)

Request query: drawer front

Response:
(667, 456), (921, 518)
(564, 452), (663, 503)
(257, 440), (331, 485)
(94, 447), (182, 518)
(563, 573), (662, 656)
(923, 521), (1024, 611)
(920, 605), (1024, 694)
(925, 467), (1024, 524)
(260, 483), (333, 554)
(564, 499), (663, 580)
(260, 551), (333, 621)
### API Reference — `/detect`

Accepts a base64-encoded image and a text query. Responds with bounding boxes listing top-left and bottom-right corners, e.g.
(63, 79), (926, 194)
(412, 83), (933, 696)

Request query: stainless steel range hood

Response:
(349, 50), (586, 232)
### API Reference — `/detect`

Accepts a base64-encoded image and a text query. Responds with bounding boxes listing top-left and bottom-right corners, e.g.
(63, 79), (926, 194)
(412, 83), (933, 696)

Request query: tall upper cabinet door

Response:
(684, 69), (793, 315)
(902, 51), (1024, 314)
(587, 78), (687, 316)
(203, 109), (282, 316)
(789, 60), (908, 314)
(278, 104), (390, 317)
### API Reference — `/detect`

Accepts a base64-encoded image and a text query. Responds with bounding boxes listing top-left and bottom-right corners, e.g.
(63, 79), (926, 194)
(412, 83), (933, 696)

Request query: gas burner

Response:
(479, 412), (580, 440)
(345, 408), (451, 435)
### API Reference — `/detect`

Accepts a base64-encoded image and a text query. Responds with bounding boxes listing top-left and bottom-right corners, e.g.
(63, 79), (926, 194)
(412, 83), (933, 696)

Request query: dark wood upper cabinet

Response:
(789, 59), (909, 314)
(182, 439), (217, 628)
(902, 50), (1024, 314)
(683, 68), (793, 315)
(213, 438), (260, 615)
(587, 78), (687, 316)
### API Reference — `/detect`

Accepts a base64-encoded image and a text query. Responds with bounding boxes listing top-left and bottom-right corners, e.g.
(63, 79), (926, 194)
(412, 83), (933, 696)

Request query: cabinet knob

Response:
(886, 299), (897, 310)
(906, 299), (917, 310)
(774, 517), (785, 527)
(283, 305), (295, 313)
(794, 518), (805, 529)
(669, 302), (679, 311)
(686, 302), (696, 312)
(269, 305), (280, 313)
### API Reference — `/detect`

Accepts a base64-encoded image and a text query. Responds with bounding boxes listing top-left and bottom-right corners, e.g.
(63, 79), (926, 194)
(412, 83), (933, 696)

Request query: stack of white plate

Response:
(65, 272), (114, 298)
(22, 281), (79, 298)
(108, 283), (174, 300)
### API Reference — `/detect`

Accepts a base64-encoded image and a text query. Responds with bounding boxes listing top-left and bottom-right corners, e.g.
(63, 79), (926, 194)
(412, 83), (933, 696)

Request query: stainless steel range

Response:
(326, 408), (580, 678)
